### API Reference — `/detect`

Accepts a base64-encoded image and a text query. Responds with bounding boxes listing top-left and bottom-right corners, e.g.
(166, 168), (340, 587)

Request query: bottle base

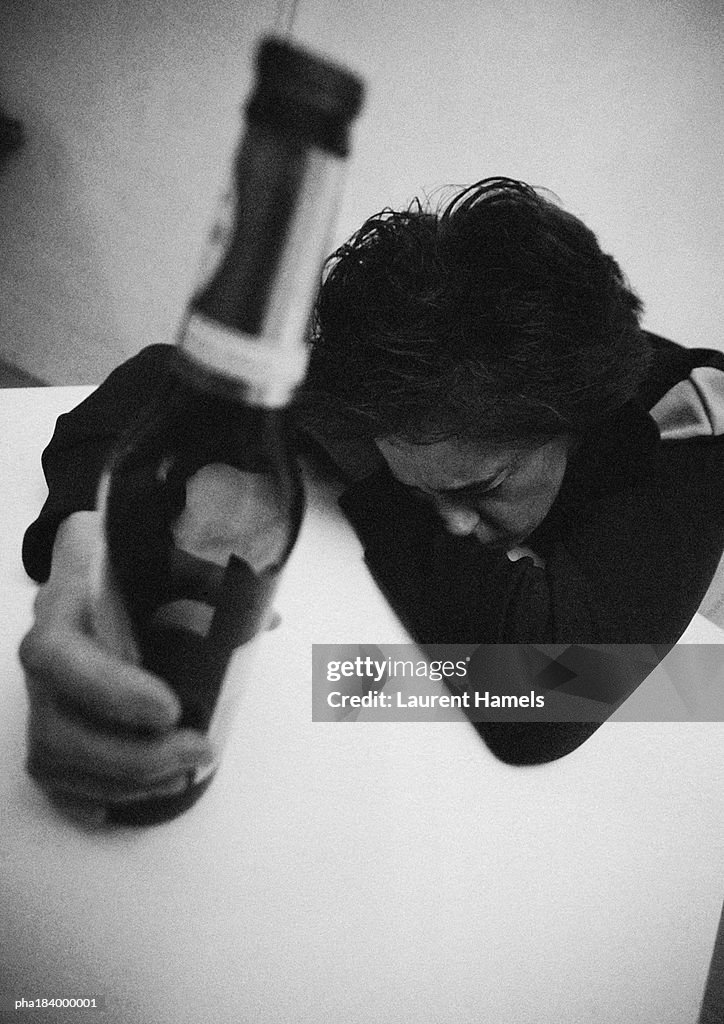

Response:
(107, 771), (217, 827)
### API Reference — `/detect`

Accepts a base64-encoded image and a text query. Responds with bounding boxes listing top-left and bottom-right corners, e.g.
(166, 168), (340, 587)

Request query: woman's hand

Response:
(19, 512), (214, 824)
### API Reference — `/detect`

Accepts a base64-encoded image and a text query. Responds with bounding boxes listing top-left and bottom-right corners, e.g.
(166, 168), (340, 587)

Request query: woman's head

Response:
(301, 177), (650, 449)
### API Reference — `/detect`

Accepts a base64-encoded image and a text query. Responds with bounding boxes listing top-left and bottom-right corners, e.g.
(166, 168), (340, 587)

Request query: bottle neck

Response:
(179, 125), (345, 409)
(179, 312), (309, 408)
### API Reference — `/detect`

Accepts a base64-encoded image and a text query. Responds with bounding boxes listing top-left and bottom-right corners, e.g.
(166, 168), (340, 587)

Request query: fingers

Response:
(20, 513), (215, 822)
(24, 564), (181, 734)
(43, 772), (202, 827)
(19, 622), (181, 735)
(26, 694), (213, 797)
(47, 793), (109, 827)
(20, 577), (213, 816)
(45, 777), (194, 828)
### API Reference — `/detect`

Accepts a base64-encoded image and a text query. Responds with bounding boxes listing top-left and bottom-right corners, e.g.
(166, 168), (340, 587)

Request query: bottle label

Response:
(96, 455), (300, 799)
(181, 311), (309, 408)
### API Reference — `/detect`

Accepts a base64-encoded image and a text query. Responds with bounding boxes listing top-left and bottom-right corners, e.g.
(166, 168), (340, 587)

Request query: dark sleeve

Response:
(638, 331), (724, 408)
(339, 426), (724, 646)
(22, 345), (178, 583)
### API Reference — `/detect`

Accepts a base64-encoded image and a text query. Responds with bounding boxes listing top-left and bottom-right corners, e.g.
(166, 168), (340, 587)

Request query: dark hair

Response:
(299, 177), (651, 446)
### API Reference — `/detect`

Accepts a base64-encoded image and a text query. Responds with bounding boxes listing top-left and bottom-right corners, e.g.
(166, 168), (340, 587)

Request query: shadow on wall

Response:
(0, 110), (129, 385)
(0, 108), (24, 165)
(0, 359), (44, 387)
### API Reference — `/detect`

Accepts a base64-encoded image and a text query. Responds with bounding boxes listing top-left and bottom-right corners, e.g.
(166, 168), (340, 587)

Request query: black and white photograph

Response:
(0, 0), (722, 1021)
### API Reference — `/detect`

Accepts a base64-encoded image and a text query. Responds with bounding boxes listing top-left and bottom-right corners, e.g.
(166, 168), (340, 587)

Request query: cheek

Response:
(483, 474), (563, 536)
(480, 499), (535, 539)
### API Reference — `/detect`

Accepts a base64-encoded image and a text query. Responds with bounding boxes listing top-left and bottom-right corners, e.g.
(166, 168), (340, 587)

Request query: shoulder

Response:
(104, 344), (178, 387)
(640, 332), (724, 440)
(293, 424), (385, 482)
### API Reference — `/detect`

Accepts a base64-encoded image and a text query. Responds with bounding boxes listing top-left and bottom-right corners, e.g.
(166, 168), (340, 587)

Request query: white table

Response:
(1, 386), (722, 1024)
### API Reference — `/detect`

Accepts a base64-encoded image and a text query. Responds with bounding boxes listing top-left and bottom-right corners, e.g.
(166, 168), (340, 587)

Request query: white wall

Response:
(0, 0), (721, 383)
(294, 0), (724, 353)
(0, 0), (293, 382)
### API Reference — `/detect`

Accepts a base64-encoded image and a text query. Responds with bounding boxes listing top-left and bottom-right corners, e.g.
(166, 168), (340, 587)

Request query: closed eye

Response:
(439, 471), (510, 501)
(406, 470), (510, 504)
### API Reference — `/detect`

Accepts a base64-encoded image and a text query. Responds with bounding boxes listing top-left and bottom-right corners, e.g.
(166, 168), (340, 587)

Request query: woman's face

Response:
(375, 434), (569, 550)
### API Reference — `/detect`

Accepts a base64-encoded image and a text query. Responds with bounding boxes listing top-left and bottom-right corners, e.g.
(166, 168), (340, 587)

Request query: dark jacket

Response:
(23, 333), (724, 647)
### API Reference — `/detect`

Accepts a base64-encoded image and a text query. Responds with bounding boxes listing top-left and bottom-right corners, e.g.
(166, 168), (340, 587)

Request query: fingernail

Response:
(196, 747), (216, 769)
(156, 777), (189, 796)
(266, 611), (282, 631)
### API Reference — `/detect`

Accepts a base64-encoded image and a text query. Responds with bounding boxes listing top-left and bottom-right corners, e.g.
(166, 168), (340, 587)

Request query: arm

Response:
(339, 433), (724, 765)
(22, 344), (180, 582)
(339, 433), (724, 646)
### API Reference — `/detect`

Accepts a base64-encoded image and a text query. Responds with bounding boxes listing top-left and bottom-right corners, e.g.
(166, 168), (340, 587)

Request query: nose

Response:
(436, 503), (481, 536)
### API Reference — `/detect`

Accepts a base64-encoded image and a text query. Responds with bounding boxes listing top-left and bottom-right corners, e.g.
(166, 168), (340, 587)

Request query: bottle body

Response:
(92, 37), (363, 825)
(95, 365), (304, 824)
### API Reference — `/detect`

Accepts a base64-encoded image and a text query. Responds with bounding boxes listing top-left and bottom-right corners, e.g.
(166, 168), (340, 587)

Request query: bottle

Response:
(93, 37), (365, 825)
